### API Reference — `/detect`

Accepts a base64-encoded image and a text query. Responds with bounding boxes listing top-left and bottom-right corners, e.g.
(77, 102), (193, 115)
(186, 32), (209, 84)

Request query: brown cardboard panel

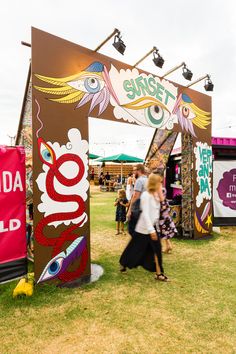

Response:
(32, 27), (212, 283)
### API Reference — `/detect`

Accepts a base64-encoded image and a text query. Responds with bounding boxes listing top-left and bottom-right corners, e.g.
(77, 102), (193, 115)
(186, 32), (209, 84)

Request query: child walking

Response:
(114, 189), (129, 235)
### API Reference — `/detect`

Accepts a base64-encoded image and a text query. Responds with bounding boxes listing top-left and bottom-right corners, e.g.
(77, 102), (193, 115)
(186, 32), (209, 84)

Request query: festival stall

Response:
(212, 137), (236, 226)
(162, 136), (236, 229)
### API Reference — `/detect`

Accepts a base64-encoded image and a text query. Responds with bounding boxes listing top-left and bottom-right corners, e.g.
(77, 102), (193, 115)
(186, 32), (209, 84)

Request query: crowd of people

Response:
(112, 164), (177, 282)
(92, 164), (177, 281)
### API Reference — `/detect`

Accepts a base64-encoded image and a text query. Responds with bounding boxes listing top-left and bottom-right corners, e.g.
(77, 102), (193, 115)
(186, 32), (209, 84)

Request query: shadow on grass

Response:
(174, 232), (220, 248)
(0, 231), (224, 316)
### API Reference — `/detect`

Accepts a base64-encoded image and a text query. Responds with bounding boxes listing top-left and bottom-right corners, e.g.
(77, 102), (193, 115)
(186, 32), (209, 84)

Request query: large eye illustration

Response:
(38, 256), (64, 283)
(38, 138), (56, 167)
(67, 74), (105, 94)
(145, 104), (170, 128)
(180, 104), (196, 120)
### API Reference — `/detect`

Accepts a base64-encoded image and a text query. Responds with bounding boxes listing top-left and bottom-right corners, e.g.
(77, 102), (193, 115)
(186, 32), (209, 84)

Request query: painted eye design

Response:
(41, 148), (53, 163)
(38, 256), (64, 283)
(180, 105), (196, 120)
(38, 138), (56, 167)
(67, 75), (105, 94)
(145, 104), (170, 128)
(84, 78), (101, 93)
(37, 236), (87, 284)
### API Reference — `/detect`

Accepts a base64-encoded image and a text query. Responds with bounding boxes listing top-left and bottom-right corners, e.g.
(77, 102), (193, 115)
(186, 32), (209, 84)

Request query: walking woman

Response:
(120, 173), (169, 281)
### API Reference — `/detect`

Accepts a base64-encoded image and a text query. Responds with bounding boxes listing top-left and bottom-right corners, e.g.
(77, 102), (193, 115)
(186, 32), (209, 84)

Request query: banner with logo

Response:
(0, 146), (27, 283)
(213, 160), (236, 225)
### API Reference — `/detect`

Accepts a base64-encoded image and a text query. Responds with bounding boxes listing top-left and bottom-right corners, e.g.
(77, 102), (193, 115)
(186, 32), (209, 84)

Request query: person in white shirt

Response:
(127, 164), (147, 236)
(120, 173), (169, 281)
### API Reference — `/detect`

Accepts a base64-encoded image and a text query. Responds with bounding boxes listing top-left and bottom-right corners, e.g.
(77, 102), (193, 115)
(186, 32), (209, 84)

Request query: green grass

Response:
(0, 186), (236, 354)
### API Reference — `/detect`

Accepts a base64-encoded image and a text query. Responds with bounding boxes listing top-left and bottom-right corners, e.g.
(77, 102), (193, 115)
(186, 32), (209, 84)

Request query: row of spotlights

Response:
(111, 30), (213, 91)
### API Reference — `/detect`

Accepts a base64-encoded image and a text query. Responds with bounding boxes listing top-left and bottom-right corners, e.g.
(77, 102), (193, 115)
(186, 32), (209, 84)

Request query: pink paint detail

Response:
(212, 137), (236, 147)
(173, 187), (182, 198)
(201, 201), (210, 221)
(171, 147), (181, 155)
(102, 66), (120, 105)
(172, 93), (182, 114)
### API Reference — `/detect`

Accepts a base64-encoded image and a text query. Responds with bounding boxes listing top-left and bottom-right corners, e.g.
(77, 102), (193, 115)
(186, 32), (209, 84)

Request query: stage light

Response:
(186, 74), (214, 92)
(94, 28), (125, 54)
(112, 32), (126, 55)
(182, 65), (193, 81)
(161, 62), (186, 79)
(152, 49), (164, 68)
(204, 76), (214, 91)
(133, 46), (163, 68)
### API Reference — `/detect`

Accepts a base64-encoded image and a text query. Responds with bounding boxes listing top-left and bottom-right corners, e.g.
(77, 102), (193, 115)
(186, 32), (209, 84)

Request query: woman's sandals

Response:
(155, 273), (170, 282)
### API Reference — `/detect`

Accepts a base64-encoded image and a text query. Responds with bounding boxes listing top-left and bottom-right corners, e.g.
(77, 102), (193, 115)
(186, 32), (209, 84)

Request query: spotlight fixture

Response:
(94, 28), (125, 53)
(152, 48), (164, 68)
(161, 62), (186, 79)
(186, 74), (214, 92)
(204, 76), (214, 91)
(112, 31), (126, 55)
(133, 46), (164, 68)
(182, 64), (193, 81)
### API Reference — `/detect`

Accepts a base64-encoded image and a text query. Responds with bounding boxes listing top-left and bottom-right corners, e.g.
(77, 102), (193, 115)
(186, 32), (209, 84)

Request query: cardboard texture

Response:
(32, 28), (212, 284)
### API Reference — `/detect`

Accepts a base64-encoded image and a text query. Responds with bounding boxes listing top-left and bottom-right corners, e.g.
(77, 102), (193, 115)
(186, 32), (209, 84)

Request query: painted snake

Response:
(35, 152), (88, 283)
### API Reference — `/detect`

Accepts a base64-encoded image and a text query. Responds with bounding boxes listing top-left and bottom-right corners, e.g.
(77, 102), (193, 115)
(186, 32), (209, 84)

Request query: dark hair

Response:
(136, 164), (145, 173)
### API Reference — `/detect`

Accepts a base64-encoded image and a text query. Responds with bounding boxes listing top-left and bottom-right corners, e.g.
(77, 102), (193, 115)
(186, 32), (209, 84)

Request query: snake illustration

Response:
(34, 99), (88, 283)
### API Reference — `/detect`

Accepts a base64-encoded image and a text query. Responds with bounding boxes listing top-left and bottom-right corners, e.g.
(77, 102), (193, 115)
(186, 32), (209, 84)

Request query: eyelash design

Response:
(122, 96), (171, 128)
(172, 93), (211, 137)
(34, 62), (120, 115)
(37, 236), (87, 283)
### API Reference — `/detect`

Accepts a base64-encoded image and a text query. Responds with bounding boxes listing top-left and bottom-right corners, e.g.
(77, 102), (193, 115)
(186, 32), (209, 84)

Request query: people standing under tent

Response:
(114, 189), (129, 235)
(91, 168), (95, 181)
(127, 164), (147, 237)
(99, 172), (105, 185)
(105, 171), (111, 190)
(105, 171), (110, 181)
(113, 174), (121, 188)
(119, 173), (169, 282)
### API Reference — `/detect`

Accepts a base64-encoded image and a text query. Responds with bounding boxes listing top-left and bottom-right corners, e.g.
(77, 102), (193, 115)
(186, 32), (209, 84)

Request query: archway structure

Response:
(31, 28), (212, 284)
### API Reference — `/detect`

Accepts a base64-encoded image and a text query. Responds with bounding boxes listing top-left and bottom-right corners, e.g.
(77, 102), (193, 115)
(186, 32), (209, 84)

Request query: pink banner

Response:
(0, 146), (26, 264)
